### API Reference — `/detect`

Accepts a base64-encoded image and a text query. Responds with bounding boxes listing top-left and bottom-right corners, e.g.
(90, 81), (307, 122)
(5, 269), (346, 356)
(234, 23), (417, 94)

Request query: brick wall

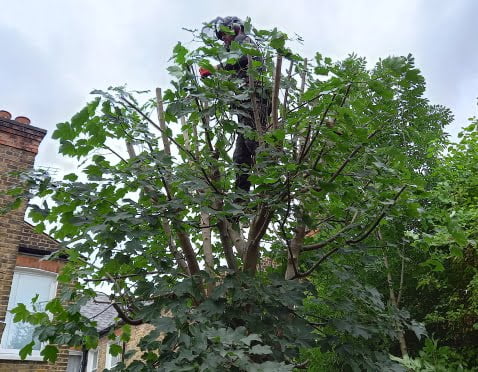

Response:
(0, 118), (68, 371)
(20, 223), (60, 252)
(125, 323), (155, 364)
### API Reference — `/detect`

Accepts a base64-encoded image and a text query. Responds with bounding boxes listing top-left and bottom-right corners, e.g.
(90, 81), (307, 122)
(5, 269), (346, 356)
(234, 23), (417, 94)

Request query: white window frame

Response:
(0, 267), (57, 361)
(67, 349), (83, 372)
(105, 341), (122, 369)
(86, 348), (99, 372)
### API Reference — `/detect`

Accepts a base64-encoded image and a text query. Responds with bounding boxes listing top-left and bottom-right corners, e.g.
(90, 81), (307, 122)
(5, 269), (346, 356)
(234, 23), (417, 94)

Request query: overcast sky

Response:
(1, 0), (477, 170)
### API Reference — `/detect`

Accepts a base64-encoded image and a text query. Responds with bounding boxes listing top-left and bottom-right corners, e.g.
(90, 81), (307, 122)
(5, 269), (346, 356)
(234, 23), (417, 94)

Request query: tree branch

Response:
(294, 186), (407, 278)
(271, 54), (282, 130)
(155, 88), (172, 155)
(247, 55), (263, 138)
(244, 206), (273, 274)
(301, 223), (360, 252)
(328, 129), (380, 184)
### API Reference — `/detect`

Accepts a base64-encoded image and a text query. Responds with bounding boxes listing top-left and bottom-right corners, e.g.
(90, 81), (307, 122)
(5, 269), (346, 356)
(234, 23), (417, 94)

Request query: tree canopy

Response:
(9, 20), (478, 371)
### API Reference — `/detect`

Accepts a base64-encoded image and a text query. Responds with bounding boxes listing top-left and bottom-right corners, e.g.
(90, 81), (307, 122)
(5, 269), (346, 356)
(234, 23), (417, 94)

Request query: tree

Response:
(11, 20), (452, 370)
(393, 117), (478, 369)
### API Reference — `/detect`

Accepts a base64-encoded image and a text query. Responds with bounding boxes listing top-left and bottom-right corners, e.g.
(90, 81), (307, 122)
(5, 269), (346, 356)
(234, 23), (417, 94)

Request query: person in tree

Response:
(201, 16), (272, 192)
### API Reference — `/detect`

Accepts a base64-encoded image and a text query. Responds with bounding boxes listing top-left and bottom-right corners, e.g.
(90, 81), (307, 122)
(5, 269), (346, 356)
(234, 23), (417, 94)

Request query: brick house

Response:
(0, 112), (156, 371)
(79, 295), (154, 371)
(0, 112), (71, 371)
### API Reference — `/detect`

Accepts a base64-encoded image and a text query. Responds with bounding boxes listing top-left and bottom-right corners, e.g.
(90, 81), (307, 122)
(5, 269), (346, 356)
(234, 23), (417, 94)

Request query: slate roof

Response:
(80, 294), (119, 333)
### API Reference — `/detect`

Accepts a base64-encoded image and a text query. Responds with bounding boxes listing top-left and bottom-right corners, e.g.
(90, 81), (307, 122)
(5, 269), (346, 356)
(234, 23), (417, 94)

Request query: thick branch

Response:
(217, 218), (237, 270)
(162, 220), (190, 275)
(247, 55), (263, 138)
(175, 226), (201, 276)
(285, 224), (306, 280)
(271, 54), (282, 130)
(397, 247), (405, 306)
(111, 302), (143, 326)
(156, 88), (172, 155)
(201, 212), (214, 274)
(282, 60), (295, 118)
(227, 223), (246, 258)
(244, 207), (273, 274)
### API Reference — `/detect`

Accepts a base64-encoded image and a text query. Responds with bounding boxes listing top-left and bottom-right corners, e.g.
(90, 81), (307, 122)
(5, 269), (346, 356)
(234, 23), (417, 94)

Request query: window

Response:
(67, 350), (83, 372)
(86, 349), (98, 372)
(106, 341), (122, 369)
(0, 267), (56, 360)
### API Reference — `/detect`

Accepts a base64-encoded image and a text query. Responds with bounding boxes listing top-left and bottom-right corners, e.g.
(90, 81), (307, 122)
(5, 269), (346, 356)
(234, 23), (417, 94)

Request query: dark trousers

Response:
(233, 92), (272, 192)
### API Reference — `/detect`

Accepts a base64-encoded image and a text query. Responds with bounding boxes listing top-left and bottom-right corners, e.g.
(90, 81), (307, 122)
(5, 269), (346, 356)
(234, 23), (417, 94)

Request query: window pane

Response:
(0, 270), (55, 351)
(108, 342), (121, 367)
(87, 349), (98, 372)
(67, 354), (82, 372)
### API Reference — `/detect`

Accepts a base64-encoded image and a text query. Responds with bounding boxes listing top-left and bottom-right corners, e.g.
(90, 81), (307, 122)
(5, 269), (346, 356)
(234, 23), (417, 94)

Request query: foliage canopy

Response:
(9, 20), (464, 371)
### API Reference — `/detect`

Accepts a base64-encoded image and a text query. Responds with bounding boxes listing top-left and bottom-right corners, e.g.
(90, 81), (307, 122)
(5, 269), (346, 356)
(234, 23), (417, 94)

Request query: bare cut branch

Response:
(156, 88), (172, 155)
(125, 142), (136, 159)
(120, 96), (194, 159)
(104, 145), (128, 164)
(187, 65), (215, 154)
(271, 54), (282, 130)
(300, 58), (308, 95)
(282, 60), (295, 118)
(123, 96), (222, 194)
(201, 212), (214, 274)
(84, 270), (163, 282)
(247, 55), (263, 138)
(295, 58), (308, 158)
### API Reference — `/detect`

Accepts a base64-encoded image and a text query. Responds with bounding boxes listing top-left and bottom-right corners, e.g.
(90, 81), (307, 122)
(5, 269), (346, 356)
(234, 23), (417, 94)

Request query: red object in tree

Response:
(199, 67), (212, 78)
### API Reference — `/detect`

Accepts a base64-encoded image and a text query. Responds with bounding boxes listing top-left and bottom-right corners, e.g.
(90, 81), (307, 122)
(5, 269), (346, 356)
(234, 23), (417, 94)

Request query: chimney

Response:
(0, 112), (48, 338)
(0, 111), (46, 155)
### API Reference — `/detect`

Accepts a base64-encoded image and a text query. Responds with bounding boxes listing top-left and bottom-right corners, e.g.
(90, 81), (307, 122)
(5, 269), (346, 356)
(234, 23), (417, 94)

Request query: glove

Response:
(199, 67), (212, 78)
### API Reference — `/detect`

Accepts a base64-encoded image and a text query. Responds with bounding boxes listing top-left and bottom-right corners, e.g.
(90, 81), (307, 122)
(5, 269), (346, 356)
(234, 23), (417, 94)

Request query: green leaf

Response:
(152, 317), (176, 333)
(110, 343), (123, 356)
(240, 333), (262, 346)
(173, 42), (188, 65)
(19, 341), (35, 360)
(40, 344), (59, 363)
(11, 303), (29, 322)
(250, 344), (273, 355)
